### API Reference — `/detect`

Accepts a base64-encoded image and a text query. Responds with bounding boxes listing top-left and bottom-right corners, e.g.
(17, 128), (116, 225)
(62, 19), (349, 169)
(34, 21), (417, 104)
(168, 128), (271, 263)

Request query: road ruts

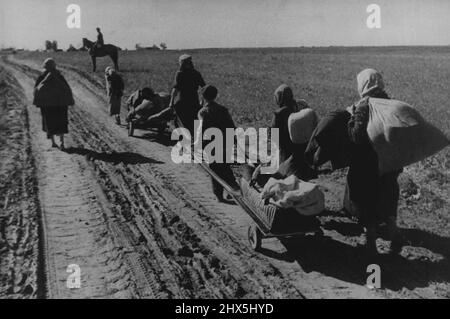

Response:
(1, 61), (140, 298)
(3, 56), (387, 299)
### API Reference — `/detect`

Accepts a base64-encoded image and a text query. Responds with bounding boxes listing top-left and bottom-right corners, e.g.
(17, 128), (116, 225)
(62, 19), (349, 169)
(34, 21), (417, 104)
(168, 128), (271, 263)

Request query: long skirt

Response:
(209, 163), (239, 198)
(345, 143), (400, 227)
(108, 95), (121, 116)
(173, 100), (201, 136)
(40, 105), (68, 138)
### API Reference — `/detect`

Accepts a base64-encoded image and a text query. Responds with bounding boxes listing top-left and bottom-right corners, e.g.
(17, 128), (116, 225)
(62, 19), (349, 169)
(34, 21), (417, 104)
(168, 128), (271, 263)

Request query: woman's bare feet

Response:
(386, 217), (404, 254)
(50, 135), (57, 148)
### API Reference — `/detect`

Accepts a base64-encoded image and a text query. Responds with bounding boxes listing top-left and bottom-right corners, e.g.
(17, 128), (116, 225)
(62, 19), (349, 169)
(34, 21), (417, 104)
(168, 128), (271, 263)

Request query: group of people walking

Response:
(32, 53), (405, 254)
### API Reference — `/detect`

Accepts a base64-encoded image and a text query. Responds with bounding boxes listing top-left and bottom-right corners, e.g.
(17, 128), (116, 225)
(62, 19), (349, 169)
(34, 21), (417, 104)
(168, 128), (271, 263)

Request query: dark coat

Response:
(33, 70), (74, 107)
(305, 110), (352, 169)
(173, 68), (205, 105)
(198, 101), (235, 163)
(198, 102), (238, 196)
(173, 68), (205, 133)
(97, 32), (104, 45)
(346, 90), (401, 226)
(105, 72), (124, 98)
(33, 70), (73, 137)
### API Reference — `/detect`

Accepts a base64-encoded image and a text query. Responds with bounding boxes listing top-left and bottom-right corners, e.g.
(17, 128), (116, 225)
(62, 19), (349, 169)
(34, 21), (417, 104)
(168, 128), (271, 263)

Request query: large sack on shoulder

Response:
(366, 98), (449, 174)
(261, 175), (324, 216)
(33, 72), (74, 107)
(288, 108), (318, 144)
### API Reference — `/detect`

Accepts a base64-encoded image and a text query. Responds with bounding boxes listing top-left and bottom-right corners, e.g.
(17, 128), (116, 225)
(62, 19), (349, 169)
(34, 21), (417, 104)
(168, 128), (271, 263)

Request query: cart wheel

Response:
(128, 121), (135, 137)
(248, 225), (262, 251)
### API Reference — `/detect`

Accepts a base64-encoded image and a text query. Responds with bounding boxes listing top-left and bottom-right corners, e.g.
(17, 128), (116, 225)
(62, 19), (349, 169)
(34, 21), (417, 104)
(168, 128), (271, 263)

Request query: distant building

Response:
(135, 43), (160, 51)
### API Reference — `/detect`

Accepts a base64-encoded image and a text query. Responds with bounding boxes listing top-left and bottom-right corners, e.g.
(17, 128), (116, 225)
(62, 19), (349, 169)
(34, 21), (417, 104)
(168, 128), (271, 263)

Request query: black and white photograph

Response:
(0, 0), (449, 302)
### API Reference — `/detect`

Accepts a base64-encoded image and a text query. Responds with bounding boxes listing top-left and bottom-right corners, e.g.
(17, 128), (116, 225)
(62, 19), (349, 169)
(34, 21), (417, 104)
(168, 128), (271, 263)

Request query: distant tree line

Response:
(41, 41), (167, 52)
(135, 42), (167, 51)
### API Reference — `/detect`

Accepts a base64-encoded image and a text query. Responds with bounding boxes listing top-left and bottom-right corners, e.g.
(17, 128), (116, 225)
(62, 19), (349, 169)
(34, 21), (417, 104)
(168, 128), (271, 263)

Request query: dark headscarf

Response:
(179, 54), (194, 71)
(274, 84), (296, 108)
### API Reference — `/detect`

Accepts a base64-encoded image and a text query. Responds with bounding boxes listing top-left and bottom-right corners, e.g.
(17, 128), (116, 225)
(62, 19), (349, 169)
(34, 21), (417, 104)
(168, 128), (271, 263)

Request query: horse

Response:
(82, 38), (119, 72)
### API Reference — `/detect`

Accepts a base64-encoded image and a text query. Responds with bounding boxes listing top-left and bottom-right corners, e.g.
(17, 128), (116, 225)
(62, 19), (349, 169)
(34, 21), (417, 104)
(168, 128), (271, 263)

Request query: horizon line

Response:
(3, 44), (450, 52)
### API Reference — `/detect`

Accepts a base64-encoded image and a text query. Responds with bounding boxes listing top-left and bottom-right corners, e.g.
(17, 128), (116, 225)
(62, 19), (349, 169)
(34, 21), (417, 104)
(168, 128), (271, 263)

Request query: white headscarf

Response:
(357, 68), (385, 98)
(105, 66), (115, 75)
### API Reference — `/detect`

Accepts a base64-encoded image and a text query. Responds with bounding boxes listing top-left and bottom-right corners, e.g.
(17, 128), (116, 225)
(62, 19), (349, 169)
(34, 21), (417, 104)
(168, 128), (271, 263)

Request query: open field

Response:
(0, 46), (449, 298)
(17, 47), (450, 132)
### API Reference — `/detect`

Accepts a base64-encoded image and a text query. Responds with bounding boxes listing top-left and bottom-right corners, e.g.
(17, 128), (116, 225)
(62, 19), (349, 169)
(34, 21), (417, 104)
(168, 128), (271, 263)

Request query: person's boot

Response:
(59, 135), (65, 150)
(365, 228), (378, 255)
(115, 115), (121, 125)
(387, 217), (404, 254)
(51, 136), (57, 148)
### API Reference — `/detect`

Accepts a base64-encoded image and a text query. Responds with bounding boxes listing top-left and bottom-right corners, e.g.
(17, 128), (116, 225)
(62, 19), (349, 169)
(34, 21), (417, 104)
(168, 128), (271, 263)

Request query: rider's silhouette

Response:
(95, 27), (104, 49)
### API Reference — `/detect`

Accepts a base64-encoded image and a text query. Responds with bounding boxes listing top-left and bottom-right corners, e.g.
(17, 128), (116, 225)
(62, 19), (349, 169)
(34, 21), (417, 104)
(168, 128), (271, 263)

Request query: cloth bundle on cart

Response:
(240, 179), (319, 234)
(261, 175), (324, 216)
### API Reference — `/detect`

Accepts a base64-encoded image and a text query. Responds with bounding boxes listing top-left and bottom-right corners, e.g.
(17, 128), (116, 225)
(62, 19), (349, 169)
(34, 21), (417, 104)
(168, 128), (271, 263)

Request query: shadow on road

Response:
(256, 212), (450, 292)
(133, 131), (177, 147)
(64, 147), (163, 165)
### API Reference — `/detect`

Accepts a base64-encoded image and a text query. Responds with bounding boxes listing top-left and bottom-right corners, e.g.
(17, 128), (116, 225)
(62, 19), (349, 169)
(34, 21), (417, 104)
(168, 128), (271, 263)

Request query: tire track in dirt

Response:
(1, 60), (137, 298)
(4, 56), (386, 299)
(0, 69), (44, 298)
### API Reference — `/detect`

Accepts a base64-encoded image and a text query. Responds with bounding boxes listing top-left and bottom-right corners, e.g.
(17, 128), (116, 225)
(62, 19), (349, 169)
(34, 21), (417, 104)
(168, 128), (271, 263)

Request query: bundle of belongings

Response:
(126, 90), (171, 125)
(248, 104), (319, 186)
(288, 108), (319, 144)
(306, 102), (449, 174)
(240, 178), (320, 234)
(260, 175), (324, 216)
(275, 107), (319, 180)
(347, 98), (449, 175)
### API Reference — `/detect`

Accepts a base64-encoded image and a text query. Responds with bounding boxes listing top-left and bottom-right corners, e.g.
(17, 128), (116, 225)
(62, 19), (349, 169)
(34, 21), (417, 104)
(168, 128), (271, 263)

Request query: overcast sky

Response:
(1, 0), (450, 50)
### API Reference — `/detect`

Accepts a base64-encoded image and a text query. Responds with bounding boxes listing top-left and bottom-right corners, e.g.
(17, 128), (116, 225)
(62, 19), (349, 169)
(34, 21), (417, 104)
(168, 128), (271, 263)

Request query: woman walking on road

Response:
(170, 54), (206, 135)
(33, 58), (74, 150)
(346, 68), (403, 254)
(105, 66), (124, 125)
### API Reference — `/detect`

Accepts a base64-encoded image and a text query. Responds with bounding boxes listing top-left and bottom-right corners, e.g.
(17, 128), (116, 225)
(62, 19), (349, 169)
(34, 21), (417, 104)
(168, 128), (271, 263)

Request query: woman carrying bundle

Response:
(33, 58), (74, 150)
(347, 68), (403, 254)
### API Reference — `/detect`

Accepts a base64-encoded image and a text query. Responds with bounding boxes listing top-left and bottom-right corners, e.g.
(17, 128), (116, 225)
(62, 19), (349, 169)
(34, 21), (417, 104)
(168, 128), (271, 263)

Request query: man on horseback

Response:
(95, 27), (104, 49)
(82, 28), (119, 72)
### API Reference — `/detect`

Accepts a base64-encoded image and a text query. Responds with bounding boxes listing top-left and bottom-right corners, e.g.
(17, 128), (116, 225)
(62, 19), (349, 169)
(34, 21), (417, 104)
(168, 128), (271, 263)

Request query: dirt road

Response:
(1, 56), (448, 299)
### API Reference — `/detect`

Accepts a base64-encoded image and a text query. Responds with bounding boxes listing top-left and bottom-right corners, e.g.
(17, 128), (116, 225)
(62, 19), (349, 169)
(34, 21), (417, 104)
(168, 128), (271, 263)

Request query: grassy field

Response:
(16, 47), (450, 171)
(16, 47), (450, 132)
